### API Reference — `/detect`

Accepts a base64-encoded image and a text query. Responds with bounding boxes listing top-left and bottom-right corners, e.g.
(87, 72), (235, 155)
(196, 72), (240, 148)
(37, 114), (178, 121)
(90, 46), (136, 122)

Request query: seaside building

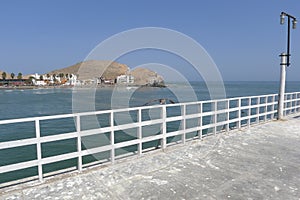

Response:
(116, 74), (134, 84)
(29, 73), (78, 86)
(32, 79), (47, 86)
(63, 74), (78, 86)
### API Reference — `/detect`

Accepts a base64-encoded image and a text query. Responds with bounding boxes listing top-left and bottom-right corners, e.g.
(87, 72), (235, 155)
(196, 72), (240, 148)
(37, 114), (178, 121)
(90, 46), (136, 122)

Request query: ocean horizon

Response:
(0, 81), (299, 120)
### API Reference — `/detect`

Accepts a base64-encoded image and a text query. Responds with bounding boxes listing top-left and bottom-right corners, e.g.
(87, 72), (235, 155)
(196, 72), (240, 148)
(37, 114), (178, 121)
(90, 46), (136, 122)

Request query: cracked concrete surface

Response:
(1, 116), (300, 199)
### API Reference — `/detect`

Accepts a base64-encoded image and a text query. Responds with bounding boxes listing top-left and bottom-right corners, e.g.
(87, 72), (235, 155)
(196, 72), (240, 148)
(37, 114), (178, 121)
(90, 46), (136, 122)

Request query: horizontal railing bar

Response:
(81, 127), (112, 137)
(141, 134), (163, 143)
(0, 160), (38, 174)
(166, 130), (185, 138)
(284, 99), (300, 103)
(114, 123), (140, 131)
(40, 132), (77, 144)
(81, 145), (112, 156)
(0, 113), (76, 125)
(76, 110), (111, 117)
(184, 113), (202, 120)
(41, 152), (78, 165)
(114, 139), (140, 149)
(140, 119), (164, 126)
(0, 138), (37, 150)
(284, 106), (300, 111)
(165, 115), (184, 122)
(285, 92), (300, 95)
(166, 127), (201, 138)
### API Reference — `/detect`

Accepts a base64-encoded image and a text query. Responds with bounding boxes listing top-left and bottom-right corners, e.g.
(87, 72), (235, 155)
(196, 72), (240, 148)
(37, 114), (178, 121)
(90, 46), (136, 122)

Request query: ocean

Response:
(0, 81), (299, 184)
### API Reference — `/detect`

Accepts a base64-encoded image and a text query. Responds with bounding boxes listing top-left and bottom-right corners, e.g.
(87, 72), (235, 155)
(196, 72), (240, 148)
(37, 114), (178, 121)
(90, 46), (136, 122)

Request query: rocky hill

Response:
(47, 60), (165, 86)
(47, 60), (129, 80)
(130, 68), (164, 86)
(0, 60), (165, 86)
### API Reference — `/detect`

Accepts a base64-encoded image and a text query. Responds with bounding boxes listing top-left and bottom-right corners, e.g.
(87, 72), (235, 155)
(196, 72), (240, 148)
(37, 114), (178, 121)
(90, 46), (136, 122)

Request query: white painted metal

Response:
(237, 98), (241, 129)
(110, 111), (115, 163)
(181, 104), (186, 144)
(0, 92), (300, 186)
(226, 100), (230, 132)
(138, 108), (142, 156)
(35, 120), (43, 182)
(198, 102), (202, 139)
(213, 102), (217, 135)
(278, 53), (288, 119)
(76, 115), (82, 172)
(161, 106), (167, 149)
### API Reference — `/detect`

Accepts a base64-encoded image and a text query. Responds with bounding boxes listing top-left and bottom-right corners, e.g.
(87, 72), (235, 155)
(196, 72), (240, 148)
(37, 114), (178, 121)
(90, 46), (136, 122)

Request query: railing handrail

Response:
(0, 93), (285, 125)
(0, 92), (300, 187)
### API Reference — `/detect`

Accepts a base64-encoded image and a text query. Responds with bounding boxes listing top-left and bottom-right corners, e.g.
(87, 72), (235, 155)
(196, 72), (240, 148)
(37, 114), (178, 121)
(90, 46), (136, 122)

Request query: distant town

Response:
(0, 72), (137, 87)
(0, 71), (165, 88)
(0, 60), (166, 88)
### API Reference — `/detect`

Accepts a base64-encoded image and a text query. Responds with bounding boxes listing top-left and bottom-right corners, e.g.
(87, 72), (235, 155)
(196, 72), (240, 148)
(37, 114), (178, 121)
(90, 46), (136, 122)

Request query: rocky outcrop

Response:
(130, 68), (165, 87)
(46, 60), (165, 86)
(48, 60), (129, 81)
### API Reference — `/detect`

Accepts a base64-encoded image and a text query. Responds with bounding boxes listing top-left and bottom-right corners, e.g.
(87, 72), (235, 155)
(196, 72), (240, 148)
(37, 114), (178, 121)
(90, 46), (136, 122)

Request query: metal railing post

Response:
(247, 97), (251, 127)
(213, 101), (217, 135)
(226, 100), (230, 132)
(110, 111), (115, 163)
(271, 95), (275, 119)
(256, 97), (260, 123)
(76, 115), (82, 172)
(35, 119), (43, 182)
(237, 98), (241, 129)
(138, 108), (142, 156)
(161, 106), (167, 149)
(181, 104), (186, 144)
(264, 97), (267, 121)
(198, 102), (203, 139)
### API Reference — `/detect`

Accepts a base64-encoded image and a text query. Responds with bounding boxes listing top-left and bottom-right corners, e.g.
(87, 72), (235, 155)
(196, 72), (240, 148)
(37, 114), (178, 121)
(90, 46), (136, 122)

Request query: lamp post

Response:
(278, 12), (297, 120)
(280, 12), (297, 67)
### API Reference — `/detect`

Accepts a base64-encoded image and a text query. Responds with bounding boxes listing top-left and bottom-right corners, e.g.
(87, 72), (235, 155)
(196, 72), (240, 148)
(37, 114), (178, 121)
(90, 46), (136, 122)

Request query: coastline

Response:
(0, 83), (166, 91)
(0, 85), (74, 90)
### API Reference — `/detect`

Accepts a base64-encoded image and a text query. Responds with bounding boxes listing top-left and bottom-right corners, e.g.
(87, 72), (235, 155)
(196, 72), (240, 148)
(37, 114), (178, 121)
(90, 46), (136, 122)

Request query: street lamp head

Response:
(280, 13), (285, 24)
(293, 19), (297, 29)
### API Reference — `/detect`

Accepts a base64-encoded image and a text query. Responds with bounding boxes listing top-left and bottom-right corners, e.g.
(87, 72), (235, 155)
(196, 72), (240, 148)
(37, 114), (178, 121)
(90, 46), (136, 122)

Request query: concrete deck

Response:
(1, 116), (300, 200)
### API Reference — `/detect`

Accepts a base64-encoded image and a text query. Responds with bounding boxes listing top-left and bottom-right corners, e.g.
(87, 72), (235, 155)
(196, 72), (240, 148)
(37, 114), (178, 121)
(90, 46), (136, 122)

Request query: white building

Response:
(63, 74), (78, 86)
(32, 79), (47, 86)
(116, 75), (134, 84)
(30, 73), (78, 86)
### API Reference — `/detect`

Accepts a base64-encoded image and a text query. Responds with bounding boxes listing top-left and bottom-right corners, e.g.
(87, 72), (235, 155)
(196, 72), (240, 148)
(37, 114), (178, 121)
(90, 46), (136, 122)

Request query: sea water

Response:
(0, 81), (299, 183)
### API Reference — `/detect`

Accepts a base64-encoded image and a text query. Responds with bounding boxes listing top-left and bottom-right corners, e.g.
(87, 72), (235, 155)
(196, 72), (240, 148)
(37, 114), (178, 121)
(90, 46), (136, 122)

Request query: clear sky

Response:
(0, 0), (299, 81)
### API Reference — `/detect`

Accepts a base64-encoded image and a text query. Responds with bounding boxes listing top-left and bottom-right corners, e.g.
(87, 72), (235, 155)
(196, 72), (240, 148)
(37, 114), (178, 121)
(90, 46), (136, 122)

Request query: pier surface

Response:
(1, 116), (300, 199)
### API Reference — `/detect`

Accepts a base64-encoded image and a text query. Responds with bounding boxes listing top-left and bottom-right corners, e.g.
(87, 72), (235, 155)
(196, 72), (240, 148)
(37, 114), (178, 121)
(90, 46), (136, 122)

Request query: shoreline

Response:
(0, 85), (74, 90)
(0, 84), (166, 91)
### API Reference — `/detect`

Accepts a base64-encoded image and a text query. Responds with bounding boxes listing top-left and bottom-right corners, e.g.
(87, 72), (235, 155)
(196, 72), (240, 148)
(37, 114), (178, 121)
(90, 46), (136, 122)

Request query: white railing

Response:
(1, 92), (300, 187)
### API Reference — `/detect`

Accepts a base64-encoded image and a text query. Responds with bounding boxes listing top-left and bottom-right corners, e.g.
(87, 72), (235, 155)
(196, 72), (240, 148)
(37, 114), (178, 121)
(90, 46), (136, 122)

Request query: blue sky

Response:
(0, 0), (299, 81)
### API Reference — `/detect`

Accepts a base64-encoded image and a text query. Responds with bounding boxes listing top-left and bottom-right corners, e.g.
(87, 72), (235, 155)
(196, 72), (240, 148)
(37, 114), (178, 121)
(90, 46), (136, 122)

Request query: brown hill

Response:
(0, 61), (165, 86)
(130, 68), (164, 86)
(47, 60), (129, 80)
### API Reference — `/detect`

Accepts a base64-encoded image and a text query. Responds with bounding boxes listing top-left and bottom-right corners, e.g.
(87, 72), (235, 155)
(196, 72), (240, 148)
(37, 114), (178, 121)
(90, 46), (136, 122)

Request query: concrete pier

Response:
(1, 115), (300, 200)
